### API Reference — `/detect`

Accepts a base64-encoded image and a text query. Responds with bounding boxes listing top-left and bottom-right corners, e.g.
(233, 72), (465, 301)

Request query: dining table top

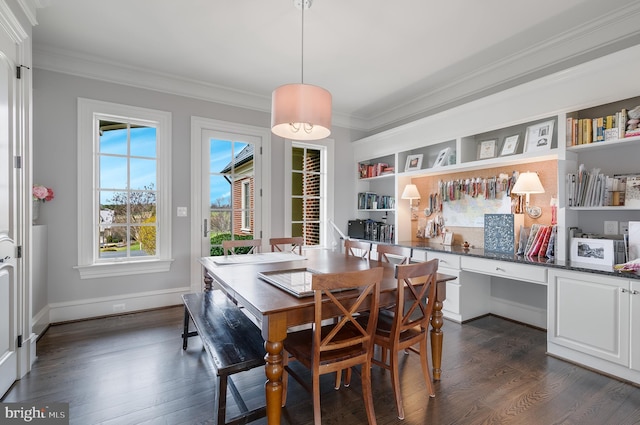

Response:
(199, 249), (452, 317)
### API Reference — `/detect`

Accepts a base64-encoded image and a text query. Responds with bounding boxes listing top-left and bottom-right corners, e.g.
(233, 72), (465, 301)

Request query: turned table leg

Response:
(263, 313), (287, 425)
(430, 280), (446, 381)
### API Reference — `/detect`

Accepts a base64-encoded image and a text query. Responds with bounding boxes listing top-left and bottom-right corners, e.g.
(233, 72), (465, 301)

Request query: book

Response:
(522, 224), (541, 256)
(538, 226), (553, 258)
(528, 225), (549, 257)
(625, 175), (640, 208)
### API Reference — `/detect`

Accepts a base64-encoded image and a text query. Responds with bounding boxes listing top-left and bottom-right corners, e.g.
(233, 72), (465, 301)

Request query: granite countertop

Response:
(391, 240), (640, 280)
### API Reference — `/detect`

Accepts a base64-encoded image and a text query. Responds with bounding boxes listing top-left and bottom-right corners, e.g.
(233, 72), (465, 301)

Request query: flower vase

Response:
(33, 199), (40, 225)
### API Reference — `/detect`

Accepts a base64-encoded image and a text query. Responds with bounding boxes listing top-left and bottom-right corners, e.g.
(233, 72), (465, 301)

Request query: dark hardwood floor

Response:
(3, 306), (640, 424)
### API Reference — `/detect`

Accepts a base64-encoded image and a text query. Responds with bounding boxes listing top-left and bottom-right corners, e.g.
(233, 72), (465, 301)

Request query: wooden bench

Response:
(182, 291), (266, 425)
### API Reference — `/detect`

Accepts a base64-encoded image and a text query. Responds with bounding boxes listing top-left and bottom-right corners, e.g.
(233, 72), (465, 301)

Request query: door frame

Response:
(189, 117), (271, 292)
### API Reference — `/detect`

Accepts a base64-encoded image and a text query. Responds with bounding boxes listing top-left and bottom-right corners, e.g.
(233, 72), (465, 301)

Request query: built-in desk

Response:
(371, 239), (640, 386)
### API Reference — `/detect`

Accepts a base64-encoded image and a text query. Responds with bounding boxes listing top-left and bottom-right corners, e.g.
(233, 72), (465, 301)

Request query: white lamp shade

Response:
(401, 184), (421, 200)
(512, 172), (545, 194)
(271, 83), (332, 140)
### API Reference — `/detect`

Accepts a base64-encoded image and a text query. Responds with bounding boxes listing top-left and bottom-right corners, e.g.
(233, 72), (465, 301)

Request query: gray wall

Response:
(33, 68), (360, 311)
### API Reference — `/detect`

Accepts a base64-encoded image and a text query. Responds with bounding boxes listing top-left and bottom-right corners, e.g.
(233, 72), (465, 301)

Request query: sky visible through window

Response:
(99, 126), (157, 204)
(209, 139), (249, 206)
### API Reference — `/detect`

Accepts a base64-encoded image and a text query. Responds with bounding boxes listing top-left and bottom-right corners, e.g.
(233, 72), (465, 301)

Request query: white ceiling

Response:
(32, 0), (640, 134)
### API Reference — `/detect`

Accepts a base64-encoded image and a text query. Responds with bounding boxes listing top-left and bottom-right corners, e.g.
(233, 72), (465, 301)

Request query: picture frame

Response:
(477, 139), (497, 160)
(442, 231), (454, 246)
(432, 147), (451, 168)
(570, 237), (614, 266)
(500, 134), (520, 156)
(404, 154), (423, 172)
(524, 120), (555, 153)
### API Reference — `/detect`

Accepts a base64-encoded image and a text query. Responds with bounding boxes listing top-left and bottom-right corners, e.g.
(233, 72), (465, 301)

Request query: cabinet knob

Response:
(0, 256), (10, 263)
(621, 288), (629, 293)
(632, 290), (639, 295)
(495, 267), (505, 272)
(439, 259), (447, 264)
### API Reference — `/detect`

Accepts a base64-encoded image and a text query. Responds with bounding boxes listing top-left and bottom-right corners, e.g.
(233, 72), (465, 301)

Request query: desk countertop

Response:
(391, 240), (640, 280)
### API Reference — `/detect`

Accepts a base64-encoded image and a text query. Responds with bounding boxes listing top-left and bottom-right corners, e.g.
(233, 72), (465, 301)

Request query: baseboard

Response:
(47, 286), (190, 323)
(32, 304), (50, 338)
(489, 296), (547, 330)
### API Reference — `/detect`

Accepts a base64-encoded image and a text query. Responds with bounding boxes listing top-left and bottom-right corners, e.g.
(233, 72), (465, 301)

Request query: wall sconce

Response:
(401, 184), (421, 220)
(512, 171), (545, 218)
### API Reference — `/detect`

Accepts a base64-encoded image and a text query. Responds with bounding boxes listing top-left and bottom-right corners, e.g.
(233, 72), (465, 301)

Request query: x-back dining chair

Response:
(344, 239), (371, 260)
(370, 258), (438, 420)
(375, 244), (410, 265)
(282, 267), (383, 425)
(269, 236), (304, 255)
(222, 239), (262, 255)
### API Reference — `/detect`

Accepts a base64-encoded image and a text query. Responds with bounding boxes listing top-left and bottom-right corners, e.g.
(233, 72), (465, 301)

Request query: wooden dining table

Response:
(199, 248), (455, 425)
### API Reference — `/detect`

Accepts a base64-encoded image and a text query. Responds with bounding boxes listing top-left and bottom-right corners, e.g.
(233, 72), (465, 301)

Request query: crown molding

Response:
(0, 0), (29, 42)
(33, 45), (364, 131)
(361, 1), (640, 134)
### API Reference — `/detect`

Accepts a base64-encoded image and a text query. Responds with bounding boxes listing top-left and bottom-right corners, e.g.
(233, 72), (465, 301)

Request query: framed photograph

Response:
(570, 237), (614, 266)
(524, 120), (555, 152)
(432, 147), (451, 168)
(404, 154), (423, 172)
(500, 134), (520, 156)
(442, 231), (454, 246)
(477, 139), (497, 160)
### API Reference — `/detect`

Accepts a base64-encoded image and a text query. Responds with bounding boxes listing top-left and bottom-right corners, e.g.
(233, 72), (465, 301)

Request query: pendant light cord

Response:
(301, 2), (304, 84)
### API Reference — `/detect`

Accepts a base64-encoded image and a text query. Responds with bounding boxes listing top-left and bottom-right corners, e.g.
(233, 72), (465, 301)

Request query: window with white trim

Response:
(285, 139), (334, 247)
(241, 179), (251, 231)
(76, 99), (173, 278)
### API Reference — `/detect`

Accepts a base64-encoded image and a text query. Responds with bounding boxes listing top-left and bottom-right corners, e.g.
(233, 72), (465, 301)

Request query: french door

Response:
(201, 129), (262, 256)
(190, 117), (271, 291)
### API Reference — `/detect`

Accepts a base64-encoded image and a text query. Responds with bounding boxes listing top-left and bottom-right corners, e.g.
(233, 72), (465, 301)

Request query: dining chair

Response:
(269, 236), (304, 255)
(222, 239), (262, 255)
(375, 244), (410, 265)
(344, 239), (371, 259)
(370, 259), (438, 420)
(281, 267), (383, 425)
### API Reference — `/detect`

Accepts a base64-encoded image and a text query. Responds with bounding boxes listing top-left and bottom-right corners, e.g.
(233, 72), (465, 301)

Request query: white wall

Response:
(32, 69), (360, 323)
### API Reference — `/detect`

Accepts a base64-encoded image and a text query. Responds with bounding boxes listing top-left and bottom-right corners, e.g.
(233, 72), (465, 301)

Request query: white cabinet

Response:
(631, 280), (640, 372)
(460, 256), (547, 285)
(548, 269), (640, 384)
(412, 249), (489, 323)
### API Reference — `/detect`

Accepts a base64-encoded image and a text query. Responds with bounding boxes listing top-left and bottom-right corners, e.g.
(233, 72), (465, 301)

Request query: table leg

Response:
(263, 313), (287, 425)
(430, 281), (446, 381)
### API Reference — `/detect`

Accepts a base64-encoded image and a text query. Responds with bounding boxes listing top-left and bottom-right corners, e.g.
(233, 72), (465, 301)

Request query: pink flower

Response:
(33, 184), (54, 201)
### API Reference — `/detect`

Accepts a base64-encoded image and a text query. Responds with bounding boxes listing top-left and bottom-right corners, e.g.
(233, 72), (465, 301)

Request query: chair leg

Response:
(361, 360), (378, 425)
(344, 367), (352, 387)
(381, 347), (387, 368)
(334, 369), (342, 390)
(282, 350), (289, 407)
(420, 337), (435, 397)
(313, 370), (322, 425)
(390, 349), (405, 420)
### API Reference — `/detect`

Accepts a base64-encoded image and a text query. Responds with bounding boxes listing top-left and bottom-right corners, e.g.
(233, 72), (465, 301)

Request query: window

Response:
(241, 179), (251, 231)
(77, 99), (172, 278)
(286, 140), (334, 247)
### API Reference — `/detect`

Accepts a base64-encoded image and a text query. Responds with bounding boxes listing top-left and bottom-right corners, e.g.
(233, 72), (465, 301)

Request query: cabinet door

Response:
(631, 281), (640, 372)
(548, 270), (629, 366)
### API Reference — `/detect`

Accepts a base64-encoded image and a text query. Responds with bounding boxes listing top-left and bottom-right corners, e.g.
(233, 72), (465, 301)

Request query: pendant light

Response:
(271, 0), (332, 140)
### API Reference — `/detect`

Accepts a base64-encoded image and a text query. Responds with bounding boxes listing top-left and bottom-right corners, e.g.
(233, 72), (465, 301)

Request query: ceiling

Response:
(32, 0), (640, 134)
